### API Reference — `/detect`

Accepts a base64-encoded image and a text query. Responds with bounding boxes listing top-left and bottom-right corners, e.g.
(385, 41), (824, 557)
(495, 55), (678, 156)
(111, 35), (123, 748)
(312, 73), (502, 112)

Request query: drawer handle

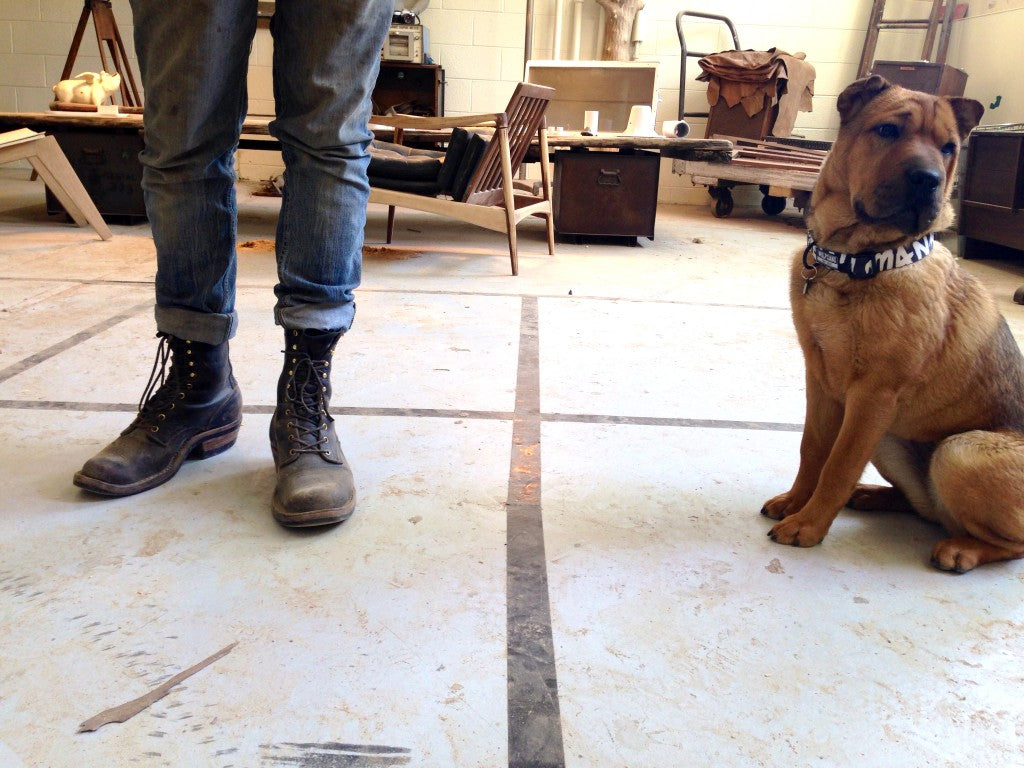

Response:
(80, 147), (106, 164)
(597, 169), (621, 186)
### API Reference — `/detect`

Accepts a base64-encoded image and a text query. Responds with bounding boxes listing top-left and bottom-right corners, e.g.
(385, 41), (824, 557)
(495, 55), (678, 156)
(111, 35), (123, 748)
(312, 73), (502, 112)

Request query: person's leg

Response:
(266, 0), (391, 526)
(74, 0), (253, 496)
(137, 0), (256, 342)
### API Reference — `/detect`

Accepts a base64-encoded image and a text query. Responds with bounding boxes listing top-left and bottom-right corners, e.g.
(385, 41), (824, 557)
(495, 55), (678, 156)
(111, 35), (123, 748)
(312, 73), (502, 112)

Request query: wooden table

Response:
(0, 112), (734, 228)
(0, 112), (732, 159)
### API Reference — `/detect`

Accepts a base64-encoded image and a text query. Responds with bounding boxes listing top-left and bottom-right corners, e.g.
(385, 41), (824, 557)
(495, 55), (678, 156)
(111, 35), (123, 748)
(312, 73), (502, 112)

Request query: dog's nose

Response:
(906, 168), (942, 205)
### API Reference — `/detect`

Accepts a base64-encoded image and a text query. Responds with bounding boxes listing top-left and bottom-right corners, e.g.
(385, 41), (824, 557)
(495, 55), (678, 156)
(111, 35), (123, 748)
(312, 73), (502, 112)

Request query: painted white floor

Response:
(2, 173), (1024, 768)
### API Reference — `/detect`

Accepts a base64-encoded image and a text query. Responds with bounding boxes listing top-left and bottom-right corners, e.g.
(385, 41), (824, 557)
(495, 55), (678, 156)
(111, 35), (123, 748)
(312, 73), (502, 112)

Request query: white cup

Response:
(583, 110), (599, 135)
(624, 104), (656, 136)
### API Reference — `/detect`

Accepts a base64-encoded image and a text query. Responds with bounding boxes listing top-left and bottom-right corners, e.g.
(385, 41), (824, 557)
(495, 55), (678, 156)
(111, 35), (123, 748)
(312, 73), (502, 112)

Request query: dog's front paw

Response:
(768, 513), (828, 548)
(761, 492), (800, 521)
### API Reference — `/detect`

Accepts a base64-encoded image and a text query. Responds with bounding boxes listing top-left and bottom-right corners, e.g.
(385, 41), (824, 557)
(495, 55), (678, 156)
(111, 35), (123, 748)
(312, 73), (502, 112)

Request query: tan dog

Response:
(762, 75), (1024, 573)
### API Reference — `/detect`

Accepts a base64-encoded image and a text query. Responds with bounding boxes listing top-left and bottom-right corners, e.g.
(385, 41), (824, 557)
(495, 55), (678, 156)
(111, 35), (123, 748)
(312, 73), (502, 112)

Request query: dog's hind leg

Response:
(846, 484), (915, 512)
(929, 430), (1024, 572)
(848, 435), (936, 515)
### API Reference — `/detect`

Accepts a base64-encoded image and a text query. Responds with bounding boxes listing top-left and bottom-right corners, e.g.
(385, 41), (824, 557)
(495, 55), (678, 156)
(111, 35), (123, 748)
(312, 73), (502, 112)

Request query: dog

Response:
(761, 75), (1024, 573)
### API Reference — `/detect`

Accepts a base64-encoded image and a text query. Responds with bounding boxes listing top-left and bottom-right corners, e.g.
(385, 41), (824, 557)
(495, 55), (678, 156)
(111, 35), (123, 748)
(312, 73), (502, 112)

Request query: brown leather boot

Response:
(269, 328), (355, 527)
(74, 333), (243, 496)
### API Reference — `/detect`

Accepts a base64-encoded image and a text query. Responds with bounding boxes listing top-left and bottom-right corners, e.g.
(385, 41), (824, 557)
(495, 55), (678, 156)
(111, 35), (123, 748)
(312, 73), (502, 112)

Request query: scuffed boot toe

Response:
(73, 435), (174, 496)
(272, 456), (356, 528)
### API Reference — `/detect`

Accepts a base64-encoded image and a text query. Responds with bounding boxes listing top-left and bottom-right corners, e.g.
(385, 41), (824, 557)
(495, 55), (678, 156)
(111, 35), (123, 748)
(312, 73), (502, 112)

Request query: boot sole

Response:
(73, 419), (242, 497)
(272, 492), (356, 528)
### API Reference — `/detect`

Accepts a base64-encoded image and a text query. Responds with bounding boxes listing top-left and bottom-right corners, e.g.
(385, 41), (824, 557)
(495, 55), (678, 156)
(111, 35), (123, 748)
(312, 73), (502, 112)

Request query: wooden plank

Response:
(732, 147), (827, 164)
(730, 157), (822, 173)
(675, 159), (819, 191)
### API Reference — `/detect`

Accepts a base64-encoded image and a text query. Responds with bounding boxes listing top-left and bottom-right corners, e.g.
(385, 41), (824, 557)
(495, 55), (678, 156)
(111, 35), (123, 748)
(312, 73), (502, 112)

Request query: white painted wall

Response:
(1, 0), (1021, 203)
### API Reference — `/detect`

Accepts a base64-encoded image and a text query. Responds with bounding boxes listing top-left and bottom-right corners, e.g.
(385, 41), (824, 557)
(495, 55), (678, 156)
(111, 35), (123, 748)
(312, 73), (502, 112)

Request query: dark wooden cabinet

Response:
(959, 124), (1024, 258)
(870, 61), (967, 96)
(373, 62), (444, 117)
(553, 149), (660, 240)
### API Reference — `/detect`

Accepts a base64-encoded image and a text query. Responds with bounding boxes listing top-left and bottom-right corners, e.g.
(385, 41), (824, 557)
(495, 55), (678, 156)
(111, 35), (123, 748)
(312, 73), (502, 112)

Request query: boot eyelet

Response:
(158, 414), (166, 421)
(289, 449), (296, 456)
(178, 392), (185, 399)
(287, 421), (294, 428)
(325, 450), (331, 456)
(150, 426), (159, 433)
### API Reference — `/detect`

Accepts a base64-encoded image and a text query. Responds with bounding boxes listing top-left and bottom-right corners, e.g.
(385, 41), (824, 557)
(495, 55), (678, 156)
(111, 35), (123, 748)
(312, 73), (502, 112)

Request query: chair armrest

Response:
(370, 112), (504, 130)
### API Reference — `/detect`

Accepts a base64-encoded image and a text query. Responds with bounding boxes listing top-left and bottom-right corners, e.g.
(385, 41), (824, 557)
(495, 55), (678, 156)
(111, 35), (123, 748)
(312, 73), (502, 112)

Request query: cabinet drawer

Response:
(553, 150), (660, 238)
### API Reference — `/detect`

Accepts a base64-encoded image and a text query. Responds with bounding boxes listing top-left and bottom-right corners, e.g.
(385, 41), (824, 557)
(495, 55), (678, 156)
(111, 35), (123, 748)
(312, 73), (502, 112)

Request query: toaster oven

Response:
(382, 23), (425, 63)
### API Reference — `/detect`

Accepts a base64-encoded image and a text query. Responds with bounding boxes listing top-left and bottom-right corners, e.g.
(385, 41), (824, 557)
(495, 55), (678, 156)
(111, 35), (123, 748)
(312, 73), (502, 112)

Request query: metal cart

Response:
(674, 10), (829, 217)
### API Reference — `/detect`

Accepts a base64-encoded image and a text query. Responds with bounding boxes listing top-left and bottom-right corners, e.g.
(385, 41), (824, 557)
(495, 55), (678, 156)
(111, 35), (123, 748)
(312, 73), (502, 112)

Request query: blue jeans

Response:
(130, 0), (392, 344)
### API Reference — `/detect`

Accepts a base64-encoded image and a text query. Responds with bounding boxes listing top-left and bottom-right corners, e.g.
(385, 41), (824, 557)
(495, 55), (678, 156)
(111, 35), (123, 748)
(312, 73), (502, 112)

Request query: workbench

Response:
(0, 111), (733, 228)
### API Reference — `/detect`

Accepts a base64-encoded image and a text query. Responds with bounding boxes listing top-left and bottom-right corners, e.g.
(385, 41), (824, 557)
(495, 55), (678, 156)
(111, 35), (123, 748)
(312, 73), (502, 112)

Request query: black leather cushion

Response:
(367, 129), (491, 198)
(435, 128), (470, 196)
(448, 131), (490, 202)
(368, 140), (443, 180)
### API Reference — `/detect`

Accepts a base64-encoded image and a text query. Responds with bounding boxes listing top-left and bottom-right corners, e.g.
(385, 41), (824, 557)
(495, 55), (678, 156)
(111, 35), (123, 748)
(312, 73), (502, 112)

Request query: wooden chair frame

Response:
(0, 132), (112, 240)
(368, 82), (555, 276)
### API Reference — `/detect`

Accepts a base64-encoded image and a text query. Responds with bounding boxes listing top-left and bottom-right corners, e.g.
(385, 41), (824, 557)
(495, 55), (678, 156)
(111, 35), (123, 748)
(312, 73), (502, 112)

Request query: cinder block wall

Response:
(2, 0), (1017, 205)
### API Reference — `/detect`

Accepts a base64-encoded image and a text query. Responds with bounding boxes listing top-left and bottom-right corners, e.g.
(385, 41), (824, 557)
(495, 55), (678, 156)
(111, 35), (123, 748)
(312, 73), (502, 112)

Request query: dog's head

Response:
(810, 76), (983, 248)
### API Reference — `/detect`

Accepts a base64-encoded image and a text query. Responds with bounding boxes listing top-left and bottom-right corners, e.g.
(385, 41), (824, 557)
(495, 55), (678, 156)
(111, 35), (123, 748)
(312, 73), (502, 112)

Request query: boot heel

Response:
(192, 422), (241, 459)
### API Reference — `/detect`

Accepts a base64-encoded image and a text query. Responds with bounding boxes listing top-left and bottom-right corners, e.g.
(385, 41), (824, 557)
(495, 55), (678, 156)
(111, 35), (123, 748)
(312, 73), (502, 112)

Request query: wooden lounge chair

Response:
(368, 82), (555, 276)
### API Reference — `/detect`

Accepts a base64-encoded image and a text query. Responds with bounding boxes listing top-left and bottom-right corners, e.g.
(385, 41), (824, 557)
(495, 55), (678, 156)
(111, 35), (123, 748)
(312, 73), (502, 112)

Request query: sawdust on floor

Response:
(237, 240), (421, 261)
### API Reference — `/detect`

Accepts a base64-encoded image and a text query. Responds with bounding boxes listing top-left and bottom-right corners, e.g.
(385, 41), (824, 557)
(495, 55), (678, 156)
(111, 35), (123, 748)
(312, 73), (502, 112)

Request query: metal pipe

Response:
(524, 0), (534, 76)
(571, 0), (583, 60)
(553, 0), (564, 59)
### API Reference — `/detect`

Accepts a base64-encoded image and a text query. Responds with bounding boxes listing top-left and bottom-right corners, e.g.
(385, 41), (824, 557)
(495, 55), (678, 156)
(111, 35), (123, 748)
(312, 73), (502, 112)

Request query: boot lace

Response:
(283, 354), (333, 457)
(133, 333), (189, 434)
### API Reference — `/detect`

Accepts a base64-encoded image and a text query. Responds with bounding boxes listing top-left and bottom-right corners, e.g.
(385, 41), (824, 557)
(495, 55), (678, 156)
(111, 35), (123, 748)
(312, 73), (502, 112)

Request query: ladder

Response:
(857, 0), (958, 78)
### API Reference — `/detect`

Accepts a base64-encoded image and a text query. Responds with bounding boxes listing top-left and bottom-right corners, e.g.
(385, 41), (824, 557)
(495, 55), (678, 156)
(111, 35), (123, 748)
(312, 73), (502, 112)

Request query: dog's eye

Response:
(875, 123), (900, 140)
(940, 141), (957, 156)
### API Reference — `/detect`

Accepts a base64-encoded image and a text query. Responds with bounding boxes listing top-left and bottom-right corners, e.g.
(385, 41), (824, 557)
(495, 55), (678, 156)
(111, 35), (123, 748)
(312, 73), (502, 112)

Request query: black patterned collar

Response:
(803, 231), (935, 280)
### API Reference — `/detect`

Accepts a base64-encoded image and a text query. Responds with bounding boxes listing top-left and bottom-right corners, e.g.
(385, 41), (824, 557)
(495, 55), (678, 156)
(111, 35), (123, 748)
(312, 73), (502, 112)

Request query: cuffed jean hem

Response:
(274, 301), (355, 334)
(155, 305), (238, 345)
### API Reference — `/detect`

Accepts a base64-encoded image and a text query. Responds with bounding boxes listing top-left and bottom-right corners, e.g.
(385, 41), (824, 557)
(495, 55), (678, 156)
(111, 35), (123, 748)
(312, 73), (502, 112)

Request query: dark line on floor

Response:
(543, 412), (804, 432)
(0, 274), (791, 312)
(0, 303), (149, 385)
(0, 400), (803, 432)
(506, 296), (565, 768)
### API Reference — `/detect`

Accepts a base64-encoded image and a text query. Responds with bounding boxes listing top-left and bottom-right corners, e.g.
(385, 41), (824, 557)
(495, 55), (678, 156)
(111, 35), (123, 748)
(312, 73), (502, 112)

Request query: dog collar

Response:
(803, 231), (935, 280)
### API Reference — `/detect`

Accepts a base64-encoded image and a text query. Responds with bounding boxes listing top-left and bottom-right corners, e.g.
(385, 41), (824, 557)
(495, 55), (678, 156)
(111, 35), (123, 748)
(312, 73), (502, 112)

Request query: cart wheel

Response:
(707, 185), (722, 200)
(761, 194), (787, 216)
(713, 189), (734, 218)
(1014, 286), (1024, 305)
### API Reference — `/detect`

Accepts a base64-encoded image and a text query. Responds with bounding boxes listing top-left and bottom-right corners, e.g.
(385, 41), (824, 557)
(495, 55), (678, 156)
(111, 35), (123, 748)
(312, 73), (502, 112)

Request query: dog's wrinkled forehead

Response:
(836, 75), (984, 142)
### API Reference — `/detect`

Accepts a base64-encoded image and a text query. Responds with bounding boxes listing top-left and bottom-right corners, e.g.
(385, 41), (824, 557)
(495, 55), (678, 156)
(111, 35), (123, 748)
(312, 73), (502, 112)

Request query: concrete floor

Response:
(2, 172), (1024, 768)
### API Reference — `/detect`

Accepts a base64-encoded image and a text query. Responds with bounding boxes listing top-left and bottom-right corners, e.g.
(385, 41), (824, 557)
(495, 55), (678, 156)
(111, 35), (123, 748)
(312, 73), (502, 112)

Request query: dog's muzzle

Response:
(855, 164), (945, 234)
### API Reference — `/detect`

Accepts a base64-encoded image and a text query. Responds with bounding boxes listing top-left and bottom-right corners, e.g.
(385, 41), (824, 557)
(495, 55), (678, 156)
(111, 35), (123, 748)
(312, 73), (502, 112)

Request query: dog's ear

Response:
(837, 75), (891, 125)
(947, 97), (984, 140)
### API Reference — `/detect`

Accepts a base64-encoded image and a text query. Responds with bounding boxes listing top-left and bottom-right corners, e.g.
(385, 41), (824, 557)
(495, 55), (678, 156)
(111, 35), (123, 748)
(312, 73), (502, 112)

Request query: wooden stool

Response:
(0, 131), (113, 240)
